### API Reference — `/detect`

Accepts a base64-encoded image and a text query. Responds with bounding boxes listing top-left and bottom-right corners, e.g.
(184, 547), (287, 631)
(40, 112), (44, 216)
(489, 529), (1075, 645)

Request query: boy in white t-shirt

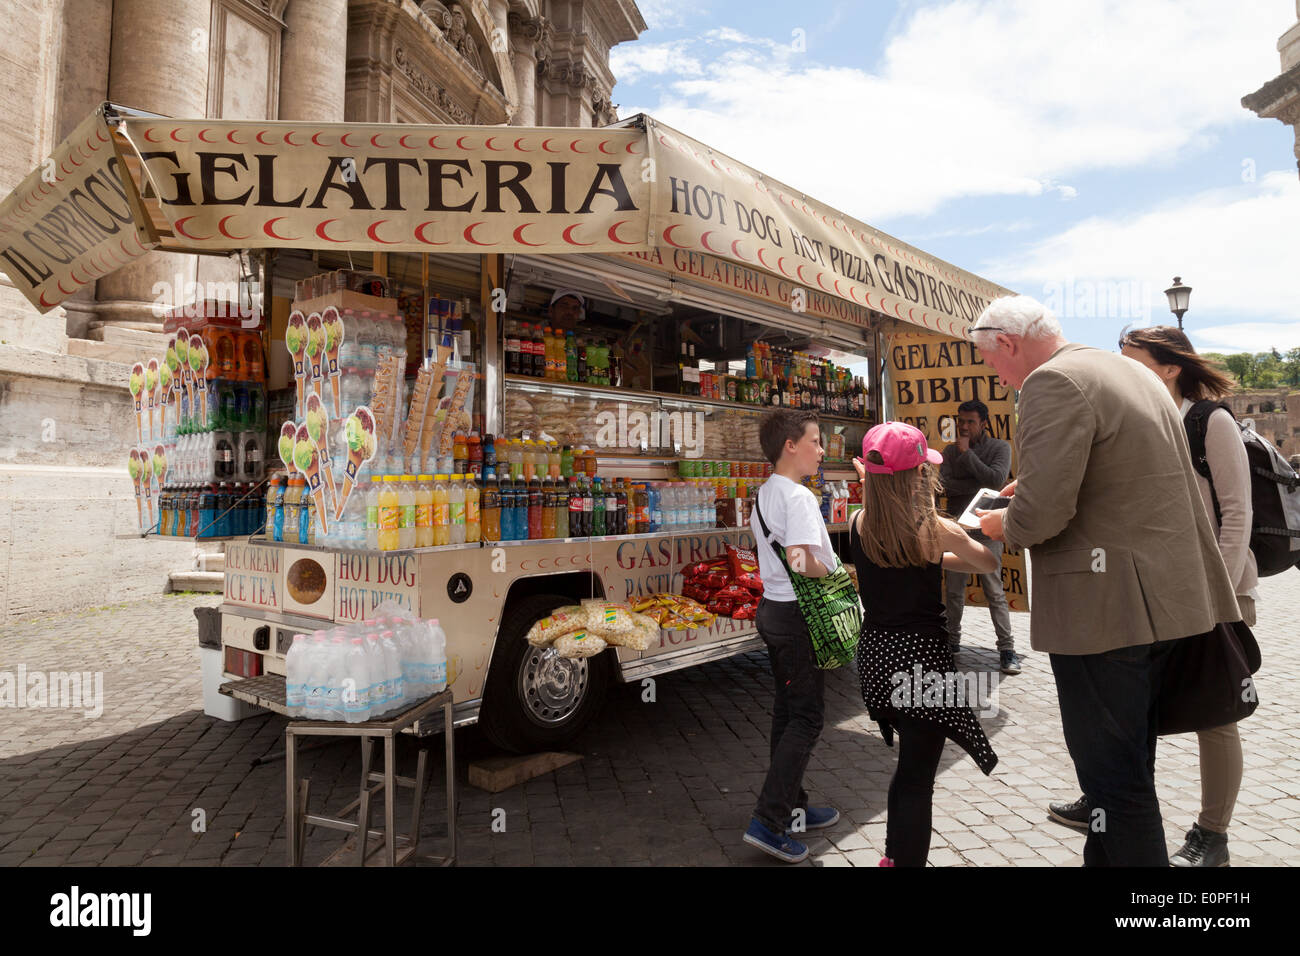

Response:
(742, 409), (841, 863)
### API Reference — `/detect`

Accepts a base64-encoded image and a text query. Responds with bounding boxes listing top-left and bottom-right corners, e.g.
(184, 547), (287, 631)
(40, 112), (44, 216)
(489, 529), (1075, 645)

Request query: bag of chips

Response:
(735, 571), (764, 593)
(525, 605), (586, 646)
(732, 602), (758, 620)
(553, 630), (608, 658)
(727, 544), (760, 578)
(707, 596), (736, 616)
(716, 584), (756, 603)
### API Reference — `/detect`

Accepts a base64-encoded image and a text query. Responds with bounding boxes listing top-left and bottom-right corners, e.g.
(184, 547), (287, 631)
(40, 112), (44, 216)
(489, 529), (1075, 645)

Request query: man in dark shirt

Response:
(939, 400), (1019, 673)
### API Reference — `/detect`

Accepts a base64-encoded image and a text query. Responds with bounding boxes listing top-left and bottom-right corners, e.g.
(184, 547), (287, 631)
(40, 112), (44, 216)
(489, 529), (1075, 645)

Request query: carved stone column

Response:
(280, 0), (348, 121)
(508, 13), (545, 126)
(1242, 6), (1300, 179)
(95, 0), (212, 335)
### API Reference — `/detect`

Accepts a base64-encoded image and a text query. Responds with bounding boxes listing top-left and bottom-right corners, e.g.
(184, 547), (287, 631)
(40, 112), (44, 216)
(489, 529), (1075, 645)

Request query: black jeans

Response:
(1050, 641), (1177, 866)
(886, 715), (947, 866)
(753, 598), (825, 833)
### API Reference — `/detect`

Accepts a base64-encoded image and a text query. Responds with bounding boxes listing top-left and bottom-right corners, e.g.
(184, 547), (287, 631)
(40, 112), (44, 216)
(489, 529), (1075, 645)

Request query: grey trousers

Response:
(944, 538), (1014, 651)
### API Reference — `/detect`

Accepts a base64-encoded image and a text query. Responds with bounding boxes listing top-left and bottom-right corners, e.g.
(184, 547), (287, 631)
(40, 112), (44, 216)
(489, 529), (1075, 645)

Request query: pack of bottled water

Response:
(283, 614), (447, 722)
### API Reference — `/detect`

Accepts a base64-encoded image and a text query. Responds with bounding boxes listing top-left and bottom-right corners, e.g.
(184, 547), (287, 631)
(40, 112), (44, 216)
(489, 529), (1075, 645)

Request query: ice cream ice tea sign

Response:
(225, 542), (282, 611)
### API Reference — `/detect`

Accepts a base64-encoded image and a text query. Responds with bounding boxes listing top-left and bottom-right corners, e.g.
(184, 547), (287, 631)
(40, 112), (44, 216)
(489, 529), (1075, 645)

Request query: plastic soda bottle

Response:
(450, 474), (467, 544)
(482, 476), (500, 542)
(365, 476), (380, 549)
(377, 476), (400, 551)
(415, 474), (434, 547)
(432, 474), (450, 546)
(399, 475), (417, 549)
(464, 473), (481, 543)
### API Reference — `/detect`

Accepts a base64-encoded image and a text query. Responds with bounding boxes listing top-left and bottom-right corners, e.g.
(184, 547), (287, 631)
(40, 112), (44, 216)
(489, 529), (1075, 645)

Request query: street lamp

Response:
(1164, 276), (1192, 330)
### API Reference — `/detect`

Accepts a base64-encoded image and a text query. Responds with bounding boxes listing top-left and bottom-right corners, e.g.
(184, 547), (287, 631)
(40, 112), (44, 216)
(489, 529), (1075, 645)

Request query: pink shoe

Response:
(878, 857), (895, 867)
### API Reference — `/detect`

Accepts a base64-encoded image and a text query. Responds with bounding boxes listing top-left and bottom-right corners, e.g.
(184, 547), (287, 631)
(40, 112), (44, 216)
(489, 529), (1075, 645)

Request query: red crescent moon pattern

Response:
(370, 134), (387, 149)
(218, 215), (249, 240)
(730, 239), (750, 261)
(256, 131), (273, 146)
(570, 139), (587, 153)
(143, 128), (161, 143)
(608, 220), (637, 245)
(776, 256), (792, 278)
(699, 230), (722, 254)
(173, 216), (212, 241)
(456, 136), (474, 150)
(514, 137), (530, 152)
(562, 224), (593, 246)
(311, 132), (331, 147)
(340, 132), (357, 147)
(39, 291), (57, 309)
(198, 128), (215, 143)
(894, 301), (906, 319)
(227, 129), (245, 144)
(598, 140), (615, 155)
(816, 272), (832, 292)
(513, 223), (544, 246)
(796, 263), (811, 284)
(263, 217), (298, 241)
(399, 134), (415, 149)
(171, 128), (189, 143)
(756, 247), (771, 269)
(661, 224), (688, 248)
(428, 135), (444, 149)
(625, 141), (639, 154)
(414, 220), (448, 245)
(541, 138), (558, 152)
(464, 222), (492, 245)
(485, 136), (503, 151)
(366, 220), (399, 244)
(57, 279), (73, 295)
(847, 285), (860, 304)
(316, 219), (347, 243)
(284, 131), (301, 146)
(834, 279), (845, 296)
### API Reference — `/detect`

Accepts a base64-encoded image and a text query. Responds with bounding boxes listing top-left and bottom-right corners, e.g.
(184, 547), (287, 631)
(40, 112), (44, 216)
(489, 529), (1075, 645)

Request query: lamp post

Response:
(1165, 276), (1192, 330)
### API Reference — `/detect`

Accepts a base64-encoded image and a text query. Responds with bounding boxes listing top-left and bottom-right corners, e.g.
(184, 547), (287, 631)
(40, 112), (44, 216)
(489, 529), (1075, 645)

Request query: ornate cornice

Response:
(393, 45), (474, 123)
(1242, 61), (1300, 116)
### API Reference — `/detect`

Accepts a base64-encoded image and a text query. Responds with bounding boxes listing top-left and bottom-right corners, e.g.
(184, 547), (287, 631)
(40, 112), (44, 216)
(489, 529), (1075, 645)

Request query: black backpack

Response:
(1185, 400), (1300, 576)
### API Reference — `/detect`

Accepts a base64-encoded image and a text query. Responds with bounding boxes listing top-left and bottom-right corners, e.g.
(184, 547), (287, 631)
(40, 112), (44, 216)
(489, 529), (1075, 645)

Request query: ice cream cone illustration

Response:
(189, 332), (208, 426)
(286, 311), (307, 417)
(278, 420), (297, 473)
(128, 363), (145, 444)
(294, 423), (329, 536)
(306, 392), (338, 516)
(336, 405), (377, 520)
(140, 447), (155, 531)
(305, 312), (326, 404)
(159, 357), (173, 437)
(145, 358), (160, 443)
(322, 307), (344, 418)
(127, 449), (144, 533)
(174, 329), (192, 427)
(153, 442), (168, 492)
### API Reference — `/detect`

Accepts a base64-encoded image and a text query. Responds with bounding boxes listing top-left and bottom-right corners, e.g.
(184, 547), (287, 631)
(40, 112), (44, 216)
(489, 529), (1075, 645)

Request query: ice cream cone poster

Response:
(174, 329), (192, 426)
(286, 310), (307, 417)
(305, 312), (326, 404)
(336, 405), (377, 520)
(188, 332), (208, 426)
(128, 363), (145, 444)
(152, 442), (168, 493)
(159, 351), (174, 437)
(145, 358), (160, 443)
(322, 307), (344, 418)
(140, 446), (156, 531)
(127, 448), (145, 533)
(278, 420), (297, 473)
(305, 392), (339, 516)
(293, 423), (329, 535)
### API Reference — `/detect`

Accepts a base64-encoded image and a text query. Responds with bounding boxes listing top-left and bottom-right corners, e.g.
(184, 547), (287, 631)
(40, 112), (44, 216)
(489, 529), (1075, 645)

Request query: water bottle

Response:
(364, 633), (387, 716)
(428, 619), (447, 693)
(325, 635), (347, 721)
(303, 633), (329, 720)
(343, 637), (370, 723)
(380, 630), (404, 709)
(284, 634), (307, 717)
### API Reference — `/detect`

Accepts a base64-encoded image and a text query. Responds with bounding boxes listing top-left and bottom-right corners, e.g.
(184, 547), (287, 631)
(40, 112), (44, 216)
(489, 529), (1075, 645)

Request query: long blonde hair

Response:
(857, 453), (944, 568)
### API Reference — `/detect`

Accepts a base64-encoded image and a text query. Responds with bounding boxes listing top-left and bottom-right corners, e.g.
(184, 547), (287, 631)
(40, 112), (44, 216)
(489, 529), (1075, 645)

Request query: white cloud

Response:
(615, 0), (1294, 220)
(1192, 322), (1300, 354)
(609, 42), (703, 83)
(631, 0), (701, 30)
(986, 171), (1300, 323)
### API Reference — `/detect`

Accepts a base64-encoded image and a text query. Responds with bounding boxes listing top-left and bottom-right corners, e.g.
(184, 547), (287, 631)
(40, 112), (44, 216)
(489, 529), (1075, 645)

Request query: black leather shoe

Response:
(1170, 823), (1229, 867)
(1048, 795), (1091, 829)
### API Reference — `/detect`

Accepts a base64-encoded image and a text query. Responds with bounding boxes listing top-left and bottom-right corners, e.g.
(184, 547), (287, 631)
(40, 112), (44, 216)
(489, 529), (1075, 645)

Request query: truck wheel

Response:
(480, 594), (612, 754)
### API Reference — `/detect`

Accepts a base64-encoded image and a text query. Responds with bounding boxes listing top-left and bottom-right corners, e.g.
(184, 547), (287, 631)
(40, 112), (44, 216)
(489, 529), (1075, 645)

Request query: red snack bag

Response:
(683, 562), (713, 580)
(707, 596), (736, 616)
(717, 584), (753, 603)
(703, 570), (730, 590)
(683, 583), (716, 604)
(732, 602), (757, 620)
(727, 544), (760, 578)
(735, 570), (764, 593)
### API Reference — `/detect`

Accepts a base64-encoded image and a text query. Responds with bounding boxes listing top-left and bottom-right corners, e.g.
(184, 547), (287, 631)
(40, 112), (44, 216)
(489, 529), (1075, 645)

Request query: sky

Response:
(611, 0), (1299, 354)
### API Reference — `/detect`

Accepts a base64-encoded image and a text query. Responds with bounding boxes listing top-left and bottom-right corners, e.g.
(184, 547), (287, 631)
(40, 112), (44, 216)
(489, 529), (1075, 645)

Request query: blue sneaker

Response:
(788, 806), (840, 833)
(743, 818), (809, 863)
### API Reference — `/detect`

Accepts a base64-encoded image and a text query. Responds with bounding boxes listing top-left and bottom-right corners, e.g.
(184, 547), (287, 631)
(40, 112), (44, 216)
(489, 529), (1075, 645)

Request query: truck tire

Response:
(479, 593), (612, 754)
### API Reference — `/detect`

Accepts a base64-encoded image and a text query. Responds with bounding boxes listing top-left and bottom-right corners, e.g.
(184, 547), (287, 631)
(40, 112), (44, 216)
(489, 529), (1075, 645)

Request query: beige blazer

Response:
(1003, 344), (1240, 655)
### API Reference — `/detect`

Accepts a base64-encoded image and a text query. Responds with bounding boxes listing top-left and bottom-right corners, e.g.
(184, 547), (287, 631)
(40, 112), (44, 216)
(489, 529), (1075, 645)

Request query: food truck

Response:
(1, 103), (1014, 752)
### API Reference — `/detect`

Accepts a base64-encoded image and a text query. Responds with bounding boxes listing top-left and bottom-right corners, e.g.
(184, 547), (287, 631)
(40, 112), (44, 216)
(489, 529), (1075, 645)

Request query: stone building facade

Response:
(1243, 0), (1300, 177)
(0, 0), (644, 623)
(1225, 389), (1300, 457)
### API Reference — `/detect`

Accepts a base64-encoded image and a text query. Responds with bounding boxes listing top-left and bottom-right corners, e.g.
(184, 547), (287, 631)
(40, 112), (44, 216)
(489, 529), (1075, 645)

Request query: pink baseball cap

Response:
(861, 422), (943, 474)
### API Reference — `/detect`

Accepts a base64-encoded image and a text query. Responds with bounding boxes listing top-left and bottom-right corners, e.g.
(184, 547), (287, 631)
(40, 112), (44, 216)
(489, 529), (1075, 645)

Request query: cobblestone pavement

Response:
(1, 578), (1298, 867)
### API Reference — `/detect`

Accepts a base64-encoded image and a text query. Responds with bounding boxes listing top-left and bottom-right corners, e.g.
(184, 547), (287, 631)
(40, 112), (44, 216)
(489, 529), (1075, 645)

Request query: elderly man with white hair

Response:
(969, 295), (1239, 867)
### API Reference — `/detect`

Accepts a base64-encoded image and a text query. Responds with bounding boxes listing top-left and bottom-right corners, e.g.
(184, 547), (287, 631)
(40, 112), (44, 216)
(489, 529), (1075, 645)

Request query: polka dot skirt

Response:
(855, 625), (998, 775)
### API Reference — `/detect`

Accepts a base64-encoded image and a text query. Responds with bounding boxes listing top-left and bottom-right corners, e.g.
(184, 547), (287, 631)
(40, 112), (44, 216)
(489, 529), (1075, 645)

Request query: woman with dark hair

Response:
(1048, 325), (1255, 867)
